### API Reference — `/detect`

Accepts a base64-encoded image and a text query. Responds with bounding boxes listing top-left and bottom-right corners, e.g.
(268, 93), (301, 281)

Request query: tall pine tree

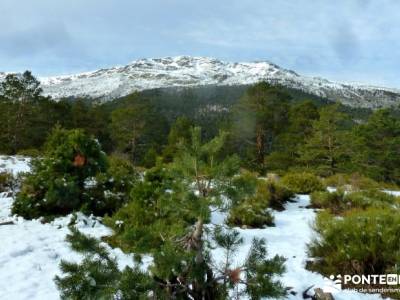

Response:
(353, 109), (400, 184)
(0, 71), (48, 153)
(232, 82), (290, 172)
(300, 103), (351, 175)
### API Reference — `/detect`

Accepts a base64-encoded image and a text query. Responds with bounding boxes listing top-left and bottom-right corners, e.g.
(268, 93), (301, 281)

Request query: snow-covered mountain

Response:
(3, 56), (400, 108)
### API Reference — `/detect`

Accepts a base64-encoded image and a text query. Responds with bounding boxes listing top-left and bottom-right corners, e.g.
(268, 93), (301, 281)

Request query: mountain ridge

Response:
(2, 56), (400, 109)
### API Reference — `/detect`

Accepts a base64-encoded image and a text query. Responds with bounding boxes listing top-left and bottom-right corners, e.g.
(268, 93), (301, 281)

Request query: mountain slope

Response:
(3, 56), (400, 108)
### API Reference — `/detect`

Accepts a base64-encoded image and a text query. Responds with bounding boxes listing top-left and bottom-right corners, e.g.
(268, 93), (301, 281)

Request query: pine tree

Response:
(162, 116), (194, 162)
(55, 227), (153, 300)
(0, 71), (43, 102)
(232, 82), (290, 172)
(110, 99), (168, 165)
(56, 127), (287, 299)
(111, 104), (148, 162)
(12, 127), (110, 219)
(0, 71), (46, 153)
(353, 109), (400, 184)
(56, 225), (286, 299)
(104, 161), (199, 253)
(299, 104), (351, 176)
(266, 100), (319, 171)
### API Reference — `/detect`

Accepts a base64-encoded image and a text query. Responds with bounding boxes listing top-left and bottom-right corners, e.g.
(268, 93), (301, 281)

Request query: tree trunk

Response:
(130, 137), (136, 163)
(256, 127), (265, 169)
(182, 218), (217, 300)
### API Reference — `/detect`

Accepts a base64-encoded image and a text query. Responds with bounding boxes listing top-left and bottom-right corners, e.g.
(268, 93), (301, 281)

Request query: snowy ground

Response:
(210, 197), (385, 300)
(0, 155), (31, 175)
(0, 156), (389, 299)
(0, 156), (139, 299)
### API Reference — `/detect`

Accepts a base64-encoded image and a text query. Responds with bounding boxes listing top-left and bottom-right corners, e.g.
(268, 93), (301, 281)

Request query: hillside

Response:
(2, 56), (400, 109)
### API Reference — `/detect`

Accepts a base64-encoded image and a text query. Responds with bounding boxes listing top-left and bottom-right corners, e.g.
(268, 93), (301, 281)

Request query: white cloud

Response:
(0, 0), (399, 86)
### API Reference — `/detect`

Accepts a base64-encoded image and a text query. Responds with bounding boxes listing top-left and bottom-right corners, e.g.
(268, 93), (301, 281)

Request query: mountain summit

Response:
(3, 56), (400, 108)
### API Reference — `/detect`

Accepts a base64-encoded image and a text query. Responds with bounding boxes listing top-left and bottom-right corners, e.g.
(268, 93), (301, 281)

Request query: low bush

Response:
(224, 170), (259, 207)
(227, 178), (293, 228)
(310, 189), (400, 214)
(308, 208), (400, 277)
(227, 200), (274, 228)
(324, 173), (380, 191)
(142, 147), (158, 168)
(81, 155), (138, 216)
(309, 190), (345, 213)
(16, 148), (41, 157)
(107, 155), (137, 193)
(281, 172), (325, 194)
(345, 189), (400, 210)
(227, 182), (274, 227)
(0, 171), (13, 193)
(104, 164), (199, 253)
(265, 180), (294, 211)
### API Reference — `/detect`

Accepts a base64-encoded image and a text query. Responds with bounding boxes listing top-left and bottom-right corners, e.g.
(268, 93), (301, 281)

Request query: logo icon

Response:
(387, 274), (398, 285)
(328, 274), (342, 290)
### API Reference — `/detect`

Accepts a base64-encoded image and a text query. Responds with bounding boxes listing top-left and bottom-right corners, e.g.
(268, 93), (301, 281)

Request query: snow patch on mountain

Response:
(3, 56), (400, 108)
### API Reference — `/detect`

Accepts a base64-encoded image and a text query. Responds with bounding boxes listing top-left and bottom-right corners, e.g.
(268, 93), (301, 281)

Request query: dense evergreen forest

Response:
(0, 71), (398, 183)
(2, 71), (400, 299)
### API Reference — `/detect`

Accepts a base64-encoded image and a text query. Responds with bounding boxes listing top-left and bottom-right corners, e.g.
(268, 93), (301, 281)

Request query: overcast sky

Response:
(1, 0), (400, 87)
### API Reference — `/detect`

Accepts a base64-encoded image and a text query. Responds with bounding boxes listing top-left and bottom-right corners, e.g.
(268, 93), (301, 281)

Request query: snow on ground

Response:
(384, 190), (400, 197)
(0, 155), (393, 299)
(0, 155), (31, 175)
(0, 156), (143, 300)
(210, 196), (385, 300)
(0, 206), (136, 299)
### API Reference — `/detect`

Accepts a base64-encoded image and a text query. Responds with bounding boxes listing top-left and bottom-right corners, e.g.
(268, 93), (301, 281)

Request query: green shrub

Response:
(281, 172), (325, 194)
(83, 155), (138, 215)
(227, 181), (274, 227)
(324, 173), (380, 191)
(308, 208), (400, 277)
(226, 179), (293, 228)
(227, 200), (274, 228)
(345, 189), (400, 210)
(16, 148), (41, 157)
(12, 128), (109, 219)
(0, 172), (13, 193)
(104, 164), (199, 253)
(107, 155), (137, 192)
(310, 190), (345, 213)
(225, 170), (259, 207)
(310, 189), (400, 214)
(142, 147), (158, 168)
(265, 180), (294, 211)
